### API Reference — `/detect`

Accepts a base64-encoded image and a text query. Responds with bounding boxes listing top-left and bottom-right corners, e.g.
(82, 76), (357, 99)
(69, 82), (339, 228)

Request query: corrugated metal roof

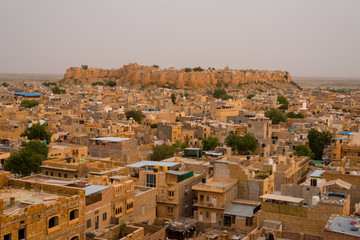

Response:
(224, 203), (258, 217)
(90, 137), (132, 142)
(126, 161), (181, 168)
(84, 185), (109, 196)
(260, 194), (304, 203)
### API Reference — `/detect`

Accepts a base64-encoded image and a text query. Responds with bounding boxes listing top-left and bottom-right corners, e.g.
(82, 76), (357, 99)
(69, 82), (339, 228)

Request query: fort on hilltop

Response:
(63, 63), (292, 88)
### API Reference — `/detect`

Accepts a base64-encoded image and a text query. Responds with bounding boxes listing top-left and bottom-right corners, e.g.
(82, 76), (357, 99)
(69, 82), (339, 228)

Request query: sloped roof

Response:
(323, 179), (351, 190)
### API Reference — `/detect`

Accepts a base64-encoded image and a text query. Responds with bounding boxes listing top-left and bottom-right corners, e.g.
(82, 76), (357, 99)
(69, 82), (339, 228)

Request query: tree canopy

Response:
(277, 96), (289, 109)
(105, 80), (116, 87)
(125, 110), (143, 124)
(202, 136), (220, 151)
(265, 108), (286, 124)
(21, 124), (52, 142)
(150, 144), (176, 161)
(294, 145), (314, 158)
(171, 93), (176, 104)
(286, 112), (305, 119)
(213, 88), (233, 100)
(20, 100), (39, 108)
(22, 140), (49, 158)
(225, 132), (257, 154)
(4, 150), (43, 177)
(52, 86), (66, 94)
(307, 129), (332, 160)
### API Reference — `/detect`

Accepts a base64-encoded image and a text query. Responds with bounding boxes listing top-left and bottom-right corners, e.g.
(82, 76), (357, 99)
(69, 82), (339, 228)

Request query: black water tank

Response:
(247, 156), (251, 160)
(65, 157), (72, 163)
(202, 178), (206, 183)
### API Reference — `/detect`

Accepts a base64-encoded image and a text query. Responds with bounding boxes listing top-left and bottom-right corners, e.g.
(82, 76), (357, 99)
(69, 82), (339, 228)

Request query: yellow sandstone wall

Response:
(63, 63), (292, 87)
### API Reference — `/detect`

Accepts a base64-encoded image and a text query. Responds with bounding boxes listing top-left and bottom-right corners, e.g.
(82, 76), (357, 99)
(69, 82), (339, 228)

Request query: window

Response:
(126, 201), (134, 210)
(51, 172), (53, 176)
(167, 206), (174, 214)
(64, 174), (67, 178)
(206, 212), (209, 218)
(4, 233), (11, 240)
(45, 171), (48, 175)
(18, 228), (26, 240)
(48, 216), (59, 229)
(146, 174), (156, 187)
(168, 190), (174, 197)
(58, 173), (61, 177)
(95, 216), (99, 230)
(246, 217), (253, 226)
(70, 209), (79, 221)
(86, 219), (91, 228)
(206, 195), (209, 202)
(103, 212), (107, 221)
(115, 205), (123, 217)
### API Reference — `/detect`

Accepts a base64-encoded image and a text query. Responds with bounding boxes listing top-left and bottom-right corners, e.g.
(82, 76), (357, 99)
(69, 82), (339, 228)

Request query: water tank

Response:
(268, 159), (273, 165)
(201, 178), (206, 183)
(351, 171), (357, 175)
(246, 156), (251, 160)
(312, 196), (320, 206)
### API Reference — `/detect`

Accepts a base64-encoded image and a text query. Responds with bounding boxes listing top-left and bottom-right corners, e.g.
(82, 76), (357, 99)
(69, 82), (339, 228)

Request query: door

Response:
(211, 212), (217, 223)
(95, 215), (99, 230)
(199, 211), (203, 221)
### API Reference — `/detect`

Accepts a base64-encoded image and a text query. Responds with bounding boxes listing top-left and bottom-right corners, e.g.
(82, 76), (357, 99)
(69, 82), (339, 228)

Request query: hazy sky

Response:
(0, 0), (359, 77)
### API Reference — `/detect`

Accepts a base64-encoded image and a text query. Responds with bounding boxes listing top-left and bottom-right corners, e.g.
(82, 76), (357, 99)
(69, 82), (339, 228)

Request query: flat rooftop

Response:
(1, 188), (72, 216)
(192, 178), (237, 192)
(126, 160), (181, 168)
(90, 137), (132, 142)
(325, 215), (360, 238)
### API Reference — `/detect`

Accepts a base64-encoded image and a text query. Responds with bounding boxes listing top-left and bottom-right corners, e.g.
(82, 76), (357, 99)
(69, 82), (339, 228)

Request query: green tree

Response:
(125, 110), (143, 124)
(4, 149), (44, 177)
(225, 132), (257, 154)
(265, 108), (286, 124)
(150, 145), (176, 161)
(1, 82), (9, 87)
(277, 96), (289, 109)
(213, 88), (233, 100)
(294, 145), (314, 158)
(105, 80), (116, 87)
(92, 81), (104, 86)
(171, 93), (176, 104)
(237, 133), (258, 154)
(193, 67), (204, 72)
(173, 141), (188, 152)
(119, 222), (127, 238)
(52, 86), (66, 94)
(225, 132), (241, 152)
(22, 141), (49, 158)
(81, 65), (88, 70)
(152, 65), (159, 68)
(20, 100), (39, 108)
(202, 136), (220, 151)
(42, 82), (57, 87)
(307, 129), (332, 160)
(184, 68), (192, 72)
(247, 94), (255, 99)
(21, 124), (52, 142)
(150, 124), (158, 129)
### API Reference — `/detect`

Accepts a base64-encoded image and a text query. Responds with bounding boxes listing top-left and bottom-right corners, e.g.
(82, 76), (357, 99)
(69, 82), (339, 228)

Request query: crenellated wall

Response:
(63, 63), (292, 87)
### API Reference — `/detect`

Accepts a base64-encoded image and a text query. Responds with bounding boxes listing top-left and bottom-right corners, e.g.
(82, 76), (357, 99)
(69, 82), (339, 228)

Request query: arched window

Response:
(70, 209), (79, 220)
(48, 216), (59, 228)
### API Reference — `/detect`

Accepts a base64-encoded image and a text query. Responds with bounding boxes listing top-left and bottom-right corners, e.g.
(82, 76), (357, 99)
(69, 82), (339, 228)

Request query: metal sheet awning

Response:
(260, 194), (304, 203)
(224, 203), (258, 217)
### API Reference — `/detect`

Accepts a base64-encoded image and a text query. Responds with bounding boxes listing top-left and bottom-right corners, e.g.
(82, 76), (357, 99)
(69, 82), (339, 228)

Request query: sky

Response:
(0, 0), (359, 78)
